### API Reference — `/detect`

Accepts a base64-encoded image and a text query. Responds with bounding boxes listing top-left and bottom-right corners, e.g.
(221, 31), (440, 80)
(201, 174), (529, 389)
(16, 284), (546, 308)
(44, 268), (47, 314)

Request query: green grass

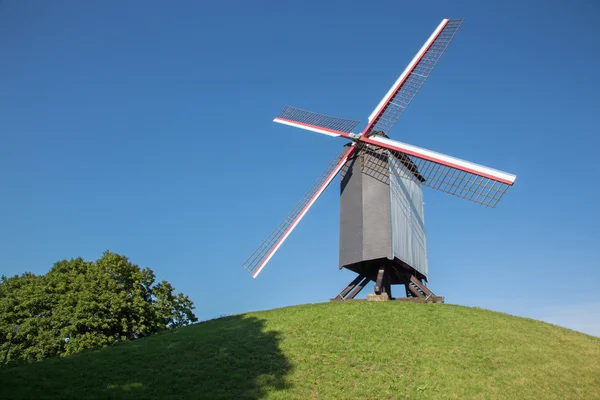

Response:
(1, 302), (599, 399)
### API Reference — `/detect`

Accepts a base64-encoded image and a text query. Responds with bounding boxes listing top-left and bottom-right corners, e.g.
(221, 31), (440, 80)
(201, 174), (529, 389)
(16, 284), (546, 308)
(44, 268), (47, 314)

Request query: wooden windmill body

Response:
(337, 139), (435, 301)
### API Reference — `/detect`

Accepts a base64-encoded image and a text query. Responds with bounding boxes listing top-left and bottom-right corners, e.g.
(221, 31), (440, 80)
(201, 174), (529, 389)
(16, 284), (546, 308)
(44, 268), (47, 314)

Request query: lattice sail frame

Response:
(360, 142), (511, 208)
(275, 105), (360, 137)
(242, 145), (356, 277)
(364, 19), (463, 137)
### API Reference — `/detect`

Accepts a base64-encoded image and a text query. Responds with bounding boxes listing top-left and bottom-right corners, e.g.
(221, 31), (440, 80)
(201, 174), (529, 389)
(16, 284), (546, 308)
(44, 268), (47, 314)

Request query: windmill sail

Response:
(364, 19), (463, 137)
(242, 145), (357, 278)
(360, 136), (516, 207)
(274, 105), (360, 138)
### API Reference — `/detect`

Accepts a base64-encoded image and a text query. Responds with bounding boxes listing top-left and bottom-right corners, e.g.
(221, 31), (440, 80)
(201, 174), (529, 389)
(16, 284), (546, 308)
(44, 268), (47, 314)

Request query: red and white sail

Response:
(360, 135), (516, 207)
(242, 145), (357, 278)
(273, 105), (359, 138)
(364, 19), (463, 136)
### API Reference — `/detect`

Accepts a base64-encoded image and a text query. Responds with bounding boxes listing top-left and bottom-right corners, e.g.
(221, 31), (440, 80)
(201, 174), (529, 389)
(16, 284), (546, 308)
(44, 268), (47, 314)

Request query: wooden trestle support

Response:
(331, 260), (444, 303)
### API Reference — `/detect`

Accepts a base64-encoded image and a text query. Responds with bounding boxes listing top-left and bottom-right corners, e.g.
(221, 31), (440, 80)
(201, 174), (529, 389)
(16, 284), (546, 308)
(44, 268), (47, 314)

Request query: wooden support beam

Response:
(334, 274), (365, 300)
(346, 276), (370, 300)
(410, 275), (434, 297)
(374, 265), (386, 295)
(406, 282), (424, 297)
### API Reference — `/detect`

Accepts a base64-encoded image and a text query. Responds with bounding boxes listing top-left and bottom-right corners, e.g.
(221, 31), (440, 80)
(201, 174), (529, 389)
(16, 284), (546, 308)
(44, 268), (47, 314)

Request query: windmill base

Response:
(330, 259), (444, 303)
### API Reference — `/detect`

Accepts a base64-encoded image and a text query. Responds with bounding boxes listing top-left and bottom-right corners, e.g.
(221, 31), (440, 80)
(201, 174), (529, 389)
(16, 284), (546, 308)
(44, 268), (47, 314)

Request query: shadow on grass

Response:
(103, 315), (290, 399)
(0, 315), (290, 400)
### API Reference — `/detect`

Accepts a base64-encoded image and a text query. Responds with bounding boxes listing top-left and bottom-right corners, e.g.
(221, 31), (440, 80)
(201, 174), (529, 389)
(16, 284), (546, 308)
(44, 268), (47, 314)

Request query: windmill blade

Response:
(243, 145), (357, 278)
(274, 105), (360, 138)
(361, 136), (516, 207)
(363, 18), (463, 137)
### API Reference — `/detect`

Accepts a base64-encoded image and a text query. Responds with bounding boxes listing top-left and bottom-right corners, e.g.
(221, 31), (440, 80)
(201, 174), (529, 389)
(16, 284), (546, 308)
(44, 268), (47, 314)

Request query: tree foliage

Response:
(0, 251), (197, 364)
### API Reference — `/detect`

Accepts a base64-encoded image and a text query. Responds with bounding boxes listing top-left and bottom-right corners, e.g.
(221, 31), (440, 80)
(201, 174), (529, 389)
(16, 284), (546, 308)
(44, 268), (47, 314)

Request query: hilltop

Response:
(1, 302), (599, 399)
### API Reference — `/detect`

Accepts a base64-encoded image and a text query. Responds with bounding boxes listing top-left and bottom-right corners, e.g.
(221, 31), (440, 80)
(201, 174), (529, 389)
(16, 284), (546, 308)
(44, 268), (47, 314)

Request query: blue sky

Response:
(1, 1), (599, 336)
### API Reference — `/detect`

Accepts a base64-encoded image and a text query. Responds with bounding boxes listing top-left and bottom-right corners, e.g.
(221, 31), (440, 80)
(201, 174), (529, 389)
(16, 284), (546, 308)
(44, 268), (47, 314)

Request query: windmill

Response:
(242, 19), (517, 301)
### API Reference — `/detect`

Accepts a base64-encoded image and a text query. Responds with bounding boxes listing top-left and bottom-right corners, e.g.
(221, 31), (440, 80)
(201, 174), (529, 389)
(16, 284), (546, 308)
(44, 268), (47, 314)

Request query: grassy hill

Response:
(1, 302), (599, 399)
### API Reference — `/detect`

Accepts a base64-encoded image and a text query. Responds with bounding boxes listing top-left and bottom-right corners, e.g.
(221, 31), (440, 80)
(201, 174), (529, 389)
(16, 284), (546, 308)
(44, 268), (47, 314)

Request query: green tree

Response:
(0, 251), (197, 365)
